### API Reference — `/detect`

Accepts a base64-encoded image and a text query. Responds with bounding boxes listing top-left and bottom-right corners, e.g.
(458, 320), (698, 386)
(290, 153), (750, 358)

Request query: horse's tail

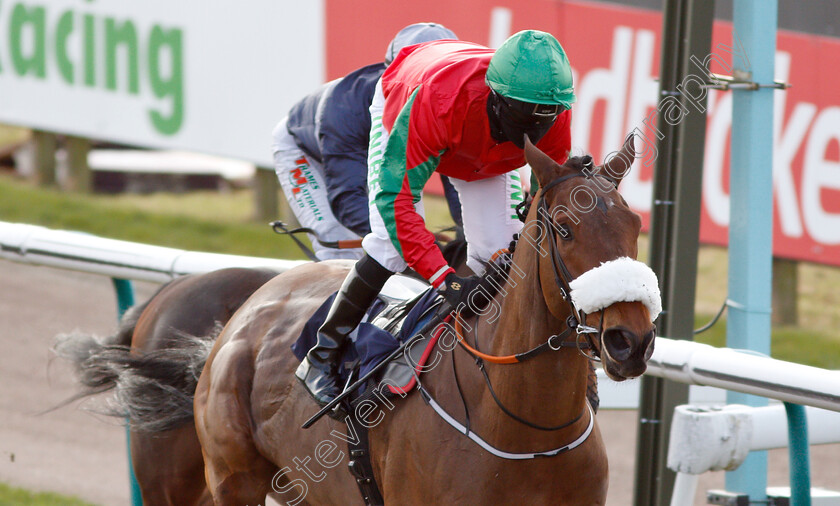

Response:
(53, 278), (219, 432)
(53, 297), (149, 398)
(55, 322), (218, 432)
(108, 328), (217, 432)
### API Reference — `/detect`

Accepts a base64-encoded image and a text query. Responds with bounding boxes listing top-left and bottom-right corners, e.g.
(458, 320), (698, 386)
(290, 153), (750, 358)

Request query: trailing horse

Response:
(184, 137), (657, 505)
(54, 267), (279, 506)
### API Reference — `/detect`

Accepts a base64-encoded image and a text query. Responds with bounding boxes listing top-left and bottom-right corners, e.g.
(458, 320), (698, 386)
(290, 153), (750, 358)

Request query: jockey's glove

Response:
(437, 272), (496, 318)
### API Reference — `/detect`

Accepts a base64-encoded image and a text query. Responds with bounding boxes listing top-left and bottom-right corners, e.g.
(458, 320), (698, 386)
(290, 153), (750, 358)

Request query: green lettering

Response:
(55, 11), (74, 84)
(147, 26), (183, 135)
(105, 18), (139, 94)
(84, 13), (95, 86)
(10, 4), (46, 78)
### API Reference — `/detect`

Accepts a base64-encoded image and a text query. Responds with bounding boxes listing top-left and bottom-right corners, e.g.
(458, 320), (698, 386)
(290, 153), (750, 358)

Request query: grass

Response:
(691, 314), (840, 370)
(0, 482), (96, 506)
(0, 173), (307, 260)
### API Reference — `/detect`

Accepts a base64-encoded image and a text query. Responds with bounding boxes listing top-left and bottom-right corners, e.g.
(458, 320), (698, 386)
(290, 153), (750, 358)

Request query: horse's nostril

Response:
(642, 329), (656, 362)
(603, 327), (634, 361)
(642, 328), (656, 361)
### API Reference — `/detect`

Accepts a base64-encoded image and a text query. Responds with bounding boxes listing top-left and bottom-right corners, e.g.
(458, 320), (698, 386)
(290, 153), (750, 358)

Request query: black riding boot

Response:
(295, 255), (392, 406)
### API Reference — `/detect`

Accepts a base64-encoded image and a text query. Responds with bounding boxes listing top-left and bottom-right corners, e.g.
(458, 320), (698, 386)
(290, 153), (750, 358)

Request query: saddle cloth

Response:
(291, 274), (444, 397)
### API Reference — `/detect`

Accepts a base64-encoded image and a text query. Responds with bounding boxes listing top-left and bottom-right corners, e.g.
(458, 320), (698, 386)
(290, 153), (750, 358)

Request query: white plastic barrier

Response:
(0, 221), (306, 283)
(667, 404), (840, 505)
(645, 338), (840, 412)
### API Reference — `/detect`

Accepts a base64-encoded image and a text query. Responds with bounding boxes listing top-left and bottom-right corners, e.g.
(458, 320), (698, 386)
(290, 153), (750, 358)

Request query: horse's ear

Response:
(524, 135), (564, 190)
(600, 134), (636, 187)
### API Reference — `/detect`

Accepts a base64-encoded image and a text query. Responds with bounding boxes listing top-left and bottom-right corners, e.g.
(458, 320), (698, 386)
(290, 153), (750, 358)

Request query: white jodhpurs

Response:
(272, 117), (364, 261)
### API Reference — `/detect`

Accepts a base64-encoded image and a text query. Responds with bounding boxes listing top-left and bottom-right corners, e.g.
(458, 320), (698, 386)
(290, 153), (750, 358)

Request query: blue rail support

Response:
(726, 0), (777, 501)
(784, 403), (811, 506)
(111, 278), (143, 506)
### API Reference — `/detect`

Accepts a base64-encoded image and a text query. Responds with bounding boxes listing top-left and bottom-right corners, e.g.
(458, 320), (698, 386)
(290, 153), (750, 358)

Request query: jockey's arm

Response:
(318, 64), (385, 238)
(320, 150), (371, 237)
(372, 85), (454, 287)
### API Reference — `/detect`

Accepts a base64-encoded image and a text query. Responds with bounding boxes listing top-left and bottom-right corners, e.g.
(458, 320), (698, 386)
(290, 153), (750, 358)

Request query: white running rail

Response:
(3, 221), (839, 412)
(0, 221), (306, 283)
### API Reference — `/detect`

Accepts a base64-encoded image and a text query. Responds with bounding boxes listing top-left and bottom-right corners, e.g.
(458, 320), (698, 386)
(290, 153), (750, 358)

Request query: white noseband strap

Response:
(568, 257), (661, 322)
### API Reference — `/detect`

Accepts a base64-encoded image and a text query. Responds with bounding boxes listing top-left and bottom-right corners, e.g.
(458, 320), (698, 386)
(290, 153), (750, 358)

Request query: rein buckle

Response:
(548, 334), (564, 351)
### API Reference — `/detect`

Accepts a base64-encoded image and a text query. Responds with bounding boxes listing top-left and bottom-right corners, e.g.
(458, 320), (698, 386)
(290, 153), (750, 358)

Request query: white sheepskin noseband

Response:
(568, 257), (661, 322)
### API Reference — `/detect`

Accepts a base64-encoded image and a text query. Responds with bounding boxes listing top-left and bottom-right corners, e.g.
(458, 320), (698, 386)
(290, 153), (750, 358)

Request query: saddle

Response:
(292, 274), (444, 403)
(292, 275), (445, 506)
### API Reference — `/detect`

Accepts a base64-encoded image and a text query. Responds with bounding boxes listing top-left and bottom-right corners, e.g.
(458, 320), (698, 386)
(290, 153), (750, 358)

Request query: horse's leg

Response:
(195, 340), (276, 505)
(131, 426), (212, 506)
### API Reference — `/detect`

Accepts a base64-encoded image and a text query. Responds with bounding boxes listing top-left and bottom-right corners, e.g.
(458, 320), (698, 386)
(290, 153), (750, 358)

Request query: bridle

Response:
(416, 169), (622, 450)
(453, 168), (619, 368)
(440, 169), (615, 431)
(533, 169), (619, 362)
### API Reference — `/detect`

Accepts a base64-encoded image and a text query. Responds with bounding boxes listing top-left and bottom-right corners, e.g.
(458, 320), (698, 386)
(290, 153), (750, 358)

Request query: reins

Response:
(412, 316), (596, 459)
(453, 313), (590, 365)
(451, 169), (613, 367)
(415, 169), (618, 454)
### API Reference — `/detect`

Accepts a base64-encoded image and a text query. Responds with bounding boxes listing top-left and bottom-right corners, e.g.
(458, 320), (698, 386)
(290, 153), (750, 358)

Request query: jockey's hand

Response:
(437, 272), (496, 317)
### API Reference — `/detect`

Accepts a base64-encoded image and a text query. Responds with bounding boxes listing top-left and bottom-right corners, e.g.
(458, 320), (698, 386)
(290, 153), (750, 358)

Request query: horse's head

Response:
(523, 136), (660, 381)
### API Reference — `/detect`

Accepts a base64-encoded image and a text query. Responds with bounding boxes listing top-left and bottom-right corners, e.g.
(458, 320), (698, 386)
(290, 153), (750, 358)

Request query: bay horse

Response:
(54, 267), (280, 506)
(55, 242), (470, 505)
(190, 136), (657, 505)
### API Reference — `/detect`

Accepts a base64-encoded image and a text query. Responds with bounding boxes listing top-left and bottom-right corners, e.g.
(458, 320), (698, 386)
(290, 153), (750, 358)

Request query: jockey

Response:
(271, 22), (461, 261)
(296, 30), (576, 406)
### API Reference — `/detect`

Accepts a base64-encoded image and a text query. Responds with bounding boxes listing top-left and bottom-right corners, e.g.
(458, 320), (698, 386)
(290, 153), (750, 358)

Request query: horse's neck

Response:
(463, 241), (591, 440)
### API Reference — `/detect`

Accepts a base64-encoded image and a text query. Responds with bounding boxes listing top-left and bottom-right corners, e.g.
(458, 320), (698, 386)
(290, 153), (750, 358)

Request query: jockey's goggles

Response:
(493, 91), (564, 128)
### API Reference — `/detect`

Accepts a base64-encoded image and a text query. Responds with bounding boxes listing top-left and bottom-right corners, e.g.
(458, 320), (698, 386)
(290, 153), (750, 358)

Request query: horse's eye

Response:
(557, 223), (573, 241)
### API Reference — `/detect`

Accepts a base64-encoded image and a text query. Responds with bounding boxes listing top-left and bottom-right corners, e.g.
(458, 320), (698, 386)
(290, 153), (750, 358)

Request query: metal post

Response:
(633, 0), (714, 504)
(254, 166), (281, 222)
(783, 403), (811, 506)
(111, 278), (143, 506)
(725, 0), (777, 501)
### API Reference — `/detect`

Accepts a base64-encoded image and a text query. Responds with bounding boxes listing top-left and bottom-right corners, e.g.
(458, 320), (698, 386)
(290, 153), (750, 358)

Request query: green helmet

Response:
(485, 30), (576, 108)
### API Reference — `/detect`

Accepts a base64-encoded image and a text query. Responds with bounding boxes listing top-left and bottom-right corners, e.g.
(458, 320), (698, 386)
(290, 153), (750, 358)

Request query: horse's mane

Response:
(476, 152), (596, 295)
(443, 153), (602, 310)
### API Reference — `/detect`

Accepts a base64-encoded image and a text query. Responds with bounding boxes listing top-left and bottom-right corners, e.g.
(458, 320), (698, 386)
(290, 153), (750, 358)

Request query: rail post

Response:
(111, 278), (143, 506)
(633, 0), (714, 504)
(784, 403), (811, 506)
(725, 0), (778, 500)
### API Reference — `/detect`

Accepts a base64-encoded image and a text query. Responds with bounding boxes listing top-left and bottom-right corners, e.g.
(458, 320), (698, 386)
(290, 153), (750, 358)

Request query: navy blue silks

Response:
(292, 288), (441, 384)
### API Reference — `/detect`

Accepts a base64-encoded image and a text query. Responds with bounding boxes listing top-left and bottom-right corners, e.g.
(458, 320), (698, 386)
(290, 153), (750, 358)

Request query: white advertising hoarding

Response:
(0, 0), (325, 166)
